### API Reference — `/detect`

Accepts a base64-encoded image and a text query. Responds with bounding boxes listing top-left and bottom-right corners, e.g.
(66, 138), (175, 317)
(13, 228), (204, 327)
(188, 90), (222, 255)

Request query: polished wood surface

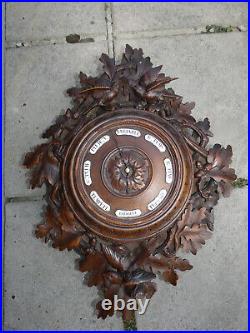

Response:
(62, 110), (193, 241)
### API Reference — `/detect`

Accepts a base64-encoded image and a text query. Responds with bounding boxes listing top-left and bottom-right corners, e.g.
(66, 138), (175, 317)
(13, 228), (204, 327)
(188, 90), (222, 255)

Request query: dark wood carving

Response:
(23, 44), (236, 320)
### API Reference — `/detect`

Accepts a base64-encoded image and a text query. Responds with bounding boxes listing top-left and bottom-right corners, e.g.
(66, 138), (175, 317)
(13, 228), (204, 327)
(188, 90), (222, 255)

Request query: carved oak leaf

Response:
(177, 206), (212, 255)
(190, 191), (216, 211)
(166, 205), (212, 255)
(35, 205), (58, 242)
(168, 97), (196, 123)
(122, 44), (144, 65)
(42, 109), (70, 139)
(66, 44), (180, 113)
(23, 142), (60, 188)
(54, 204), (84, 250)
(162, 269), (179, 286)
(99, 53), (115, 81)
(179, 101), (195, 116)
(190, 182), (219, 213)
(52, 231), (82, 251)
(132, 234), (167, 267)
(79, 251), (105, 273)
(180, 224), (212, 255)
(119, 45), (177, 101)
(96, 286), (120, 319)
(120, 44), (152, 85)
(79, 71), (97, 87)
(96, 299), (114, 319)
(168, 255), (193, 271)
(23, 143), (48, 168)
(80, 251), (107, 288)
(141, 65), (162, 86)
(143, 254), (192, 286)
(196, 117), (213, 138)
(197, 144), (237, 197)
(87, 271), (104, 288)
(55, 203), (74, 229)
(42, 108), (80, 140)
(134, 57), (152, 82)
(132, 281), (157, 299)
(97, 280), (126, 320)
(144, 254), (192, 271)
(36, 203), (83, 251)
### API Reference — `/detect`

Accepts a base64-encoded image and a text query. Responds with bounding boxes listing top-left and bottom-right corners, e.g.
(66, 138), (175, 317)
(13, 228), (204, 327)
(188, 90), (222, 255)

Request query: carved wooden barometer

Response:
(24, 45), (237, 320)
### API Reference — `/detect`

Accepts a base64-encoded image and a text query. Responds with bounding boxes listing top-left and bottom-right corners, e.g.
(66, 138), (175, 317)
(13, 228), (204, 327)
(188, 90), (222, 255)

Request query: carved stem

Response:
(183, 136), (208, 157)
(122, 297), (137, 331)
(182, 122), (209, 147)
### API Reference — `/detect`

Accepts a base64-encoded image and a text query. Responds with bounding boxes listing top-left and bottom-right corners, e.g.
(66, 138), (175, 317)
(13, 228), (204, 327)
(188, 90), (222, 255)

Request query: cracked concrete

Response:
(4, 2), (248, 331)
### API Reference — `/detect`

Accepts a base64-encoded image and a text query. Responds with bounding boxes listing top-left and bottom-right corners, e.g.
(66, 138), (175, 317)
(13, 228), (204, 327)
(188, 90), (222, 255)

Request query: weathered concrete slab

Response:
(6, 3), (107, 42)
(115, 32), (248, 178)
(136, 188), (248, 330)
(5, 41), (108, 198)
(4, 201), (123, 330)
(112, 3), (247, 34)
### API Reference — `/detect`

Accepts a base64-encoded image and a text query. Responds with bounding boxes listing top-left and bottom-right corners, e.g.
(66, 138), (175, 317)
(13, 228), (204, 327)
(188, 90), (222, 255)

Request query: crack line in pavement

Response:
(5, 33), (107, 49)
(114, 26), (247, 41)
(3, 3), (7, 330)
(5, 195), (45, 203)
(5, 25), (247, 50)
(104, 2), (115, 58)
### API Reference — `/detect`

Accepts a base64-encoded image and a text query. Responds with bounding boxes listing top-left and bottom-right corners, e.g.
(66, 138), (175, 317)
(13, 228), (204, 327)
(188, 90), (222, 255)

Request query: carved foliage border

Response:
(23, 45), (236, 319)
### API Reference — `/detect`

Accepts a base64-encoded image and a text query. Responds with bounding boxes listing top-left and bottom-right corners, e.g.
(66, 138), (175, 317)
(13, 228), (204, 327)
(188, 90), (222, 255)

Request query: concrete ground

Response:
(3, 2), (248, 331)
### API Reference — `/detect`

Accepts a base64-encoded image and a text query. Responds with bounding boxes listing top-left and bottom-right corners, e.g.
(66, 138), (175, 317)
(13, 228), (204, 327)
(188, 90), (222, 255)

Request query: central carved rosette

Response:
(103, 148), (152, 196)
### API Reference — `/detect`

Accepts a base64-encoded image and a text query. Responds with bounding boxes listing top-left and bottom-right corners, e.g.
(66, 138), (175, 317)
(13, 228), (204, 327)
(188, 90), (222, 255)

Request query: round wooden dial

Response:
(62, 109), (193, 242)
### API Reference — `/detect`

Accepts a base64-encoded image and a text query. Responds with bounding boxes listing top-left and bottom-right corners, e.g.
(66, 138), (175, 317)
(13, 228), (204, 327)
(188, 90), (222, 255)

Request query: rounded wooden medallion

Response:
(62, 109), (193, 241)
